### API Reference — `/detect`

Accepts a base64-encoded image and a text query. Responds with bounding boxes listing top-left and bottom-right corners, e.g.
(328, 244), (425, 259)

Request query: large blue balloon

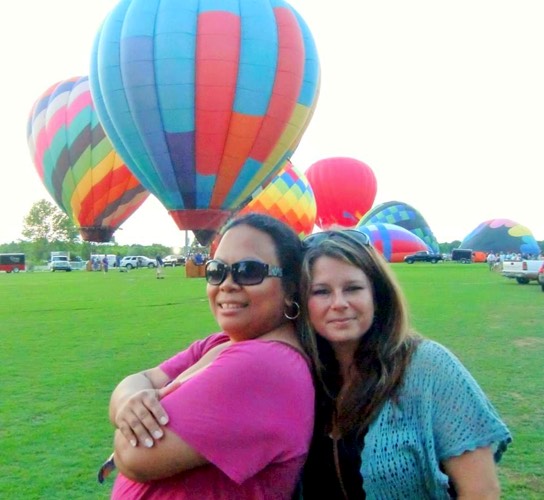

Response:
(89, 0), (320, 243)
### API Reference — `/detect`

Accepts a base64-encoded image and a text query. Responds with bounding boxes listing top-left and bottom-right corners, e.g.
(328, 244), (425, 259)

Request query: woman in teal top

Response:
(299, 230), (511, 499)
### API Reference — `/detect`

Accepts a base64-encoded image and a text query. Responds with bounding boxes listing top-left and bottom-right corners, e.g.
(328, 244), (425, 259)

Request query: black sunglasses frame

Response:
(303, 229), (371, 249)
(205, 259), (283, 286)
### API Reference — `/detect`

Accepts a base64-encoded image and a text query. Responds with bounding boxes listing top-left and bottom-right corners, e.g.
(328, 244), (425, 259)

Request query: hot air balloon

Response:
(27, 76), (149, 242)
(90, 0), (320, 244)
(358, 200), (440, 253)
(305, 157), (377, 230)
(356, 223), (429, 263)
(239, 160), (316, 238)
(460, 219), (540, 255)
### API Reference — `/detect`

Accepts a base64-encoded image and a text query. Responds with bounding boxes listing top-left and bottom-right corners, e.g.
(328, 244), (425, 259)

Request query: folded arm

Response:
(114, 425), (209, 482)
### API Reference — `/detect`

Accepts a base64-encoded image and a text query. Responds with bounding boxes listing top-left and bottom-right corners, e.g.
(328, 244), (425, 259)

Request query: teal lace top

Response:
(361, 340), (511, 499)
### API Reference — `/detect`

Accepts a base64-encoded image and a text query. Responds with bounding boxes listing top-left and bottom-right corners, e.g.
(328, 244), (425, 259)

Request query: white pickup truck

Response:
(501, 259), (543, 284)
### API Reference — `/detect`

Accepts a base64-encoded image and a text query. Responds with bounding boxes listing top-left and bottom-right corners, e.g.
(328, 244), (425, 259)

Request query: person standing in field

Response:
(155, 255), (164, 279)
(486, 252), (497, 271)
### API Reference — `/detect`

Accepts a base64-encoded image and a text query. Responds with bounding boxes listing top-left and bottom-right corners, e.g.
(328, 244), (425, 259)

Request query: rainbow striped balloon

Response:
(240, 161), (316, 238)
(90, 0), (320, 244)
(27, 76), (149, 242)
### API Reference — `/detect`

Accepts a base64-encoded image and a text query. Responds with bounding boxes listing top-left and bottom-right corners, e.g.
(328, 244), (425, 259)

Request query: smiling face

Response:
(207, 224), (289, 341)
(307, 256), (375, 360)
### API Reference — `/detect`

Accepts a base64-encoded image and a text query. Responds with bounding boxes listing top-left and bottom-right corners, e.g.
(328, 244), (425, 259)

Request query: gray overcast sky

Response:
(2, 0), (543, 248)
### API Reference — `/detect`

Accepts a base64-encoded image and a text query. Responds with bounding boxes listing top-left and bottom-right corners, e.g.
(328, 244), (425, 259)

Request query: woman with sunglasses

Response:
(105, 213), (314, 499)
(299, 230), (511, 499)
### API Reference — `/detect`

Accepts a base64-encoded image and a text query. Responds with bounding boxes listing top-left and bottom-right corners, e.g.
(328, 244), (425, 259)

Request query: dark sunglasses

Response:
(205, 259), (283, 286)
(303, 229), (371, 249)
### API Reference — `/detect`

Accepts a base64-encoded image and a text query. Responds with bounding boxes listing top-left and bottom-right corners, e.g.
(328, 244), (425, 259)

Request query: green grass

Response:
(1, 263), (542, 498)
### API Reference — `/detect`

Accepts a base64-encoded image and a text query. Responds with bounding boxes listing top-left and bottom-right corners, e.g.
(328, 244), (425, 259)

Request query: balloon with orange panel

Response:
(89, 0), (320, 245)
(26, 76), (149, 242)
(239, 161), (316, 238)
(305, 157), (377, 230)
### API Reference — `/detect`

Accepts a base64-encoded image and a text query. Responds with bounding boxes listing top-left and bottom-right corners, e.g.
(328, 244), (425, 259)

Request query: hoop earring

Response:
(284, 301), (300, 320)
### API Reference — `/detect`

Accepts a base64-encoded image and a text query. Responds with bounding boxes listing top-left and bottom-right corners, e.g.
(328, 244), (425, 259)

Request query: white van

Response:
(90, 254), (117, 268)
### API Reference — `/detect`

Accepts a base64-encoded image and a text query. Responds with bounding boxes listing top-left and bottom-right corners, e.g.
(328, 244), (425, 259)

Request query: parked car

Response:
(403, 251), (444, 264)
(163, 254), (186, 267)
(119, 256), (156, 269)
(538, 263), (544, 292)
(49, 255), (72, 272)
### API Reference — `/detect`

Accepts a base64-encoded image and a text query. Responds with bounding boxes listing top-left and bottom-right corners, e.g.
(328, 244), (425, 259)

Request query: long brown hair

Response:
(300, 232), (420, 439)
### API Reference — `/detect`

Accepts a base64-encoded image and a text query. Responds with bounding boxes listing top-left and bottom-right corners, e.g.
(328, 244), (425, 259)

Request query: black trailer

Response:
(451, 249), (473, 264)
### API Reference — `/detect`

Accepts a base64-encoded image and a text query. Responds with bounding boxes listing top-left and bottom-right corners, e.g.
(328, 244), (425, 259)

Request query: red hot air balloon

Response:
(305, 157), (377, 230)
(89, 0), (320, 244)
(27, 76), (149, 242)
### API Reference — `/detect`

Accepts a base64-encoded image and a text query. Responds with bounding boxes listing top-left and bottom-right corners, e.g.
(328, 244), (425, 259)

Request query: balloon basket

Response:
(185, 259), (206, 278)
(79, 227), (115, 243)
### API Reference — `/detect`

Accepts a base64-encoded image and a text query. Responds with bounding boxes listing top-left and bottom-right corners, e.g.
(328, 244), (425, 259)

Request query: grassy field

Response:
(1, 263), (542, 498)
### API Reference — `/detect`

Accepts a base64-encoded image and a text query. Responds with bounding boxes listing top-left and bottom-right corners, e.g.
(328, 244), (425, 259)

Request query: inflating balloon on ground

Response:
(358, 200), (440, 253)
(355, 223), (428, 263)
(459, 219), (540, 255)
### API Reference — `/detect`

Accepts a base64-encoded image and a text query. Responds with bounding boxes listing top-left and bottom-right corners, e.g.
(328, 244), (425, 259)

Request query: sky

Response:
(2, 0), (543, 248)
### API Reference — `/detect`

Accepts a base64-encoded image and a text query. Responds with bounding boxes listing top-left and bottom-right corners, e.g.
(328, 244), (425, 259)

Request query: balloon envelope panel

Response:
(89, 0), (320, 239)
(356, 223), (428, 263)
(27, 76), (149, 242)
(305, 157), (377, 230)
(359, 200), (440, 253)
(460, 218), (540, 255)
(240, 161), (316, 238)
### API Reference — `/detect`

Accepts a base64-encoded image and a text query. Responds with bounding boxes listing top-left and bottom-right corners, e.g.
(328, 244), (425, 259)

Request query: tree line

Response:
(2, 200), (542, 268)
(0, 200), (204, 269)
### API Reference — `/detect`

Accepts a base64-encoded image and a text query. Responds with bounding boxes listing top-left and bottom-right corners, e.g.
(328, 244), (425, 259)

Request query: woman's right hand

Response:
(114, 388), (169, 449)
(112, 345), (229, 448)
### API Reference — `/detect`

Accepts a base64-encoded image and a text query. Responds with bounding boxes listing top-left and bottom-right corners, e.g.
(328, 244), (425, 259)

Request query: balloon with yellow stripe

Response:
(27, 76), (149, 242)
